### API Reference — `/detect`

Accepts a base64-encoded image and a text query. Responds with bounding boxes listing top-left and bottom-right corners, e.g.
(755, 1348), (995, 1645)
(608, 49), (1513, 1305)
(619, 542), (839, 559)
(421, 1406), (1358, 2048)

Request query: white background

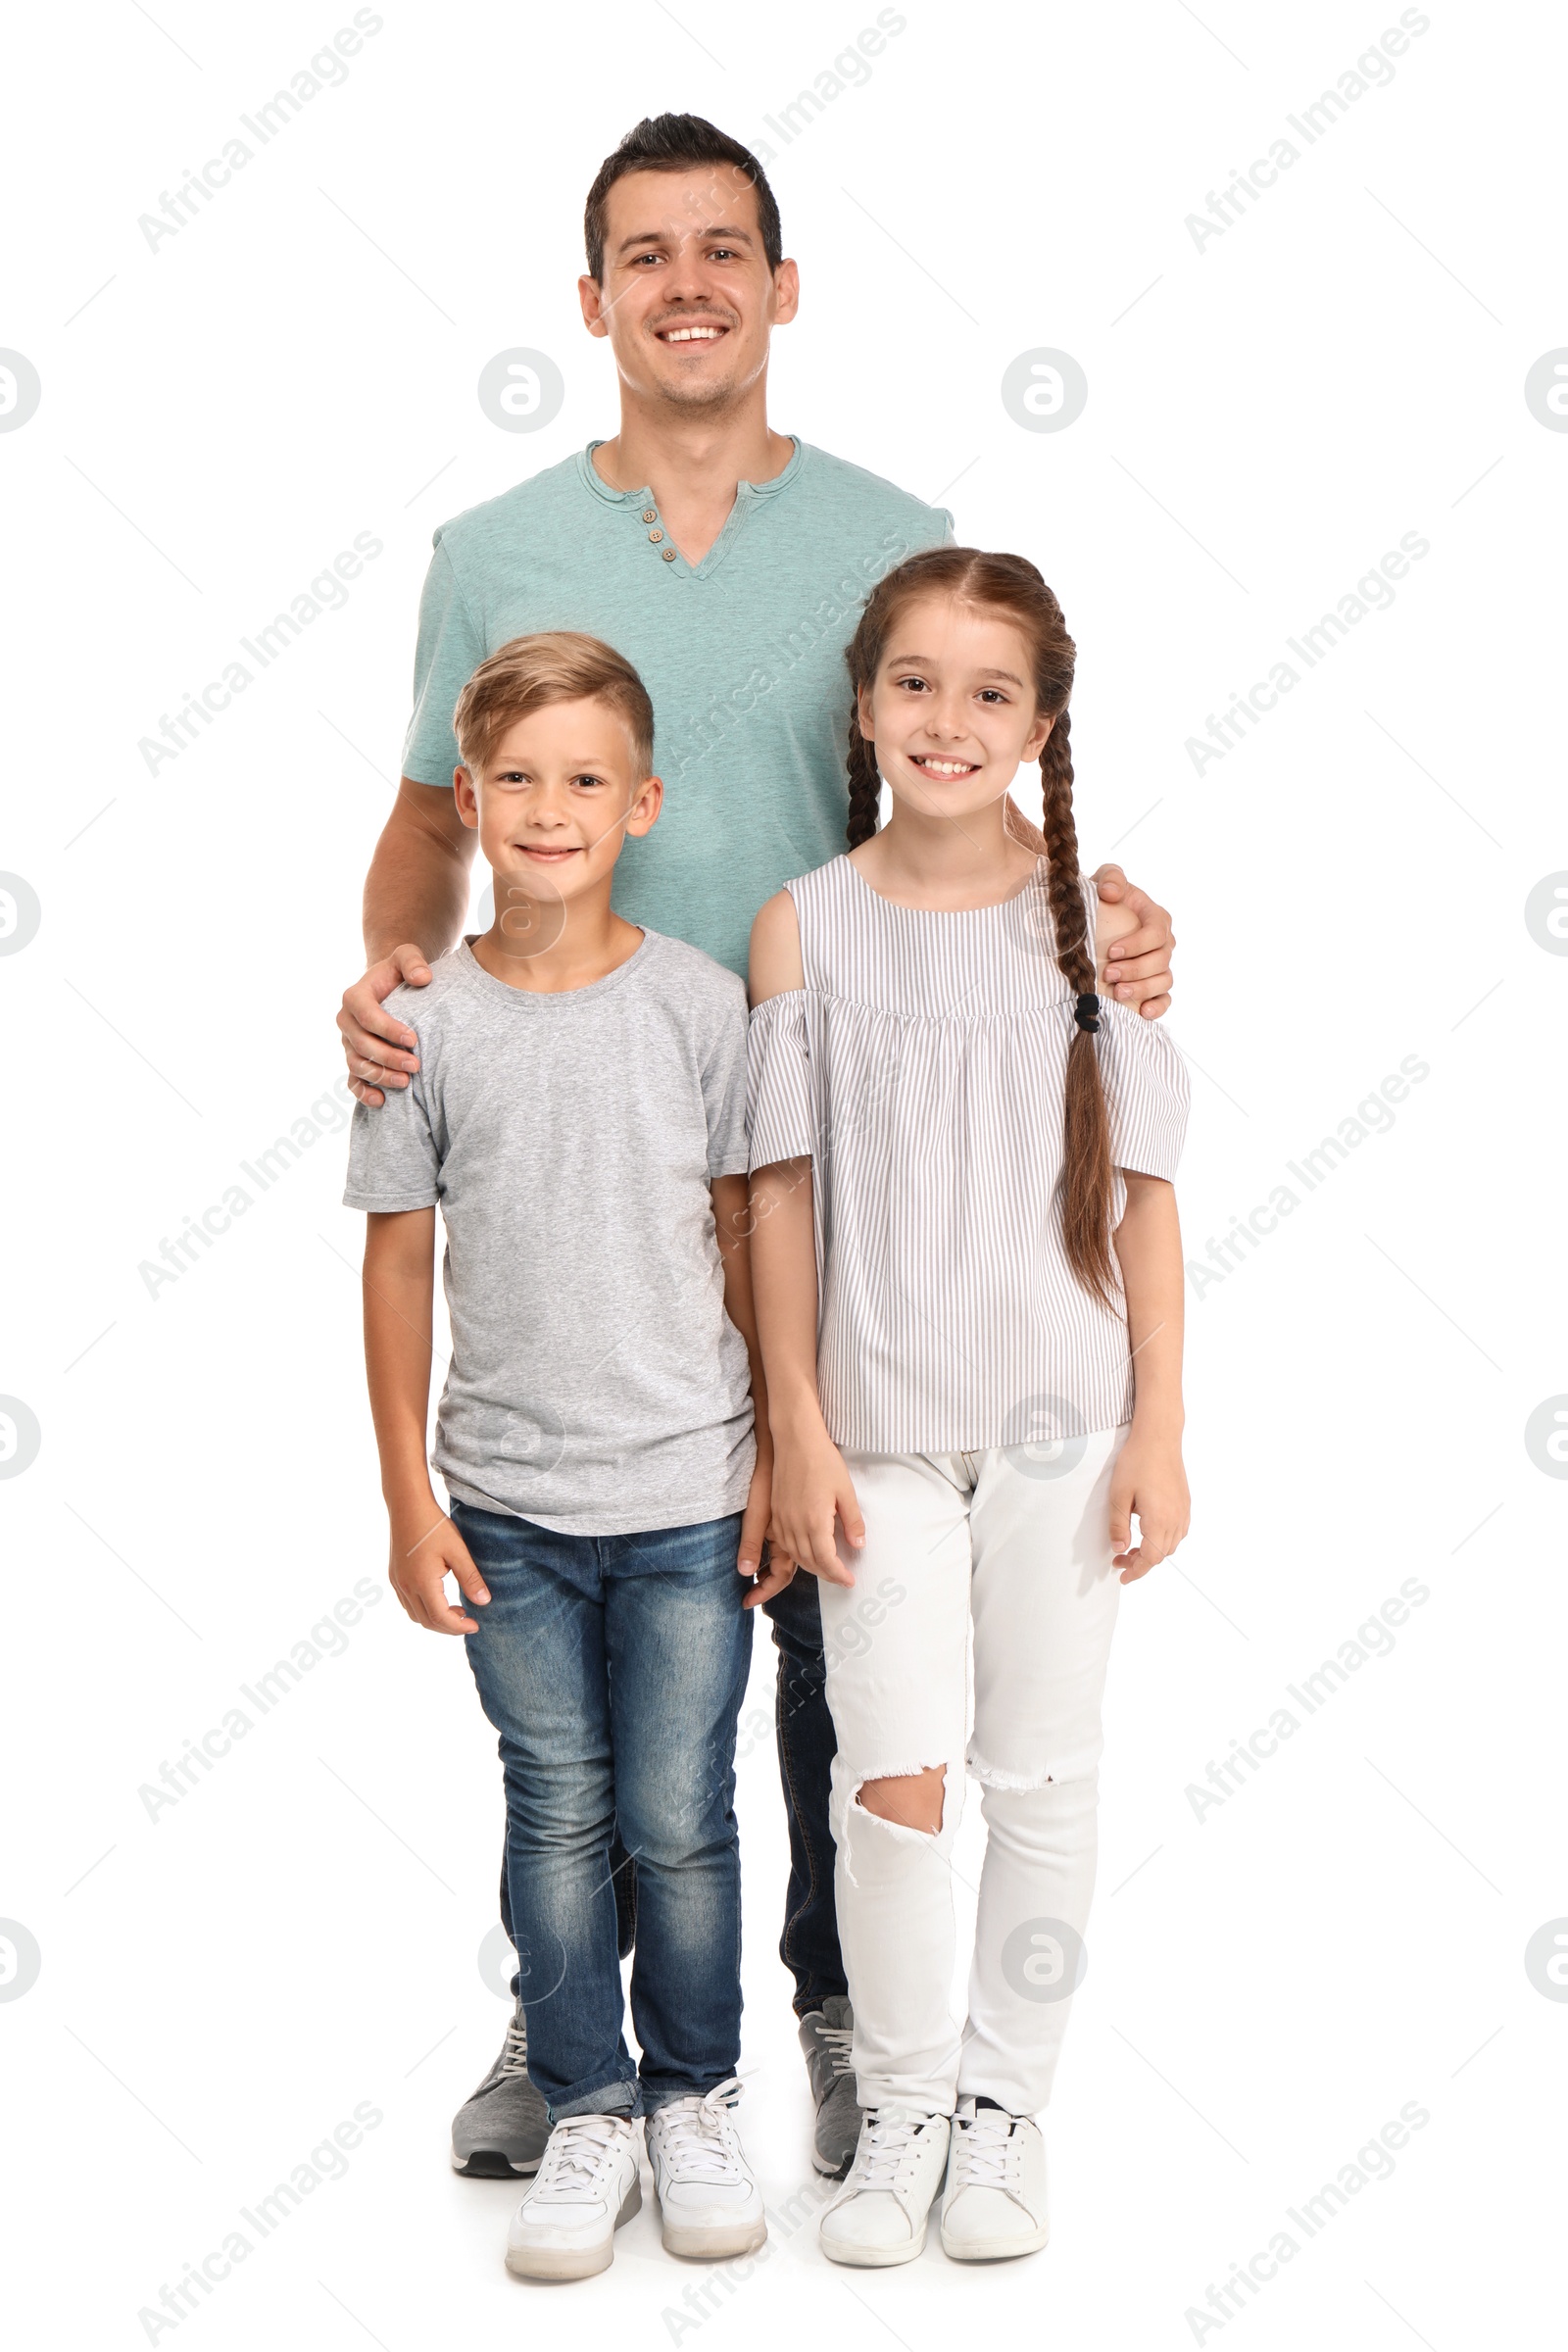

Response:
(2, 1), (1564, 2345)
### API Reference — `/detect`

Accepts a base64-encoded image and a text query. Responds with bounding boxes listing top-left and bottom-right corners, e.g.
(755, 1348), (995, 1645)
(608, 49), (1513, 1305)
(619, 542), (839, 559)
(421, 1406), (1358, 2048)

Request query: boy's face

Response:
(579, 166), (798, 416)
(454, 699), (662, 943)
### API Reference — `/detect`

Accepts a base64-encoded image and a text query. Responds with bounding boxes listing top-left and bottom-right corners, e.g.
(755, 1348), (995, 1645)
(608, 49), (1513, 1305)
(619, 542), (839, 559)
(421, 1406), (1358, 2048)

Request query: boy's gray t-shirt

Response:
(343, 933), (755, 1537)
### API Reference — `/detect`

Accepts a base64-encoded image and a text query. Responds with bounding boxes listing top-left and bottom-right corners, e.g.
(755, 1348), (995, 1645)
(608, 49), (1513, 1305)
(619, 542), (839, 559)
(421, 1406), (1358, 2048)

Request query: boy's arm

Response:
(1108, 1173), (1189, 1583)
(710, 1174), (782, 1604)
(363, 1207), (490, 1634)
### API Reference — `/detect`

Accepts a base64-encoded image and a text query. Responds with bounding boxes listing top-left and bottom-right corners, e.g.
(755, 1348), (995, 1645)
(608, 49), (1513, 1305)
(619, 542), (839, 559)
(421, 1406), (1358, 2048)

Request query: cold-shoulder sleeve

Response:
(747, 990), (815, 1171)
(1096, 1002), (1189, 1180)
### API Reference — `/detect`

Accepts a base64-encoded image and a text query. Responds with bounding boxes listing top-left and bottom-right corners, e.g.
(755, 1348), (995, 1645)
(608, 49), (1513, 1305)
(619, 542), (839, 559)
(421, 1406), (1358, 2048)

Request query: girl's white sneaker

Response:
(819, 2106), (952, 2267)
(504, 2110), (641, 2280)
(940, 2099), (1050, 2261)
(645, 2079), (766, 2259)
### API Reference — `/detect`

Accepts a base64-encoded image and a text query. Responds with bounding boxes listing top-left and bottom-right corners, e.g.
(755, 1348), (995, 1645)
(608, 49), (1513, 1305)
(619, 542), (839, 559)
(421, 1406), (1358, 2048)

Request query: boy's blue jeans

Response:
(456, 1500), (752, 2119)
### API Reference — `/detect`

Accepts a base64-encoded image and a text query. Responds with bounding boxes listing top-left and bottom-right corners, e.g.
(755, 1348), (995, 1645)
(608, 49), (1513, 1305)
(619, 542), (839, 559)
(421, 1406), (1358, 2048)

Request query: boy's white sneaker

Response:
(504, 2111), (641, 2280)
(818, 2106), (951, 2268)
(645, 2078), (766, 2260)
(940, 2098), (1050, 2261)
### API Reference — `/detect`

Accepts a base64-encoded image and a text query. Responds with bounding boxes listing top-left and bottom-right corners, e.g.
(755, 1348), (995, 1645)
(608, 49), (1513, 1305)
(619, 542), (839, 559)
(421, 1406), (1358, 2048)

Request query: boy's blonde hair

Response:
(453, 630), (655, 779)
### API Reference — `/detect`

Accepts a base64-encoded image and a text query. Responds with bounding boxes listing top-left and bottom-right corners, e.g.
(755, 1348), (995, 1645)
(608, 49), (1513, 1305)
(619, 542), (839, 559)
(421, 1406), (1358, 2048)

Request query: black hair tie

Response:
(1074, 992), (1101, 1034)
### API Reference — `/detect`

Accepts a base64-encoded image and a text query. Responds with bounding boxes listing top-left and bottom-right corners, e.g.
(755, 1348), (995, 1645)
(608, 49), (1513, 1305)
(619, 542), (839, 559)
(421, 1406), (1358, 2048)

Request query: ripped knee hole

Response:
(856, 1763), (948, 1836)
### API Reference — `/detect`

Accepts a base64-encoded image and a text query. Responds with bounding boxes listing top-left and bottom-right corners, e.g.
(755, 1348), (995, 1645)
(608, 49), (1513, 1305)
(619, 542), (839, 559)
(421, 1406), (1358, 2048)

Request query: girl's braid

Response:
(1039, 709), (1116, 1304)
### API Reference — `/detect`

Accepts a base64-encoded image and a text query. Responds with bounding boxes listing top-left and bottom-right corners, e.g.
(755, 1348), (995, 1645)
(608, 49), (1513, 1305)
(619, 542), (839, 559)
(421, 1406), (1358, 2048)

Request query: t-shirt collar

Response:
(576, 436), (804, 507)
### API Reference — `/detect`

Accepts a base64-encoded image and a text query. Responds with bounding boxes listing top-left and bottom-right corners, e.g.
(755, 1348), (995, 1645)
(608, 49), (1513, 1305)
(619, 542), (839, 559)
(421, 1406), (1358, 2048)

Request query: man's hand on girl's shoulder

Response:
(1092, 863), (1174, 1019)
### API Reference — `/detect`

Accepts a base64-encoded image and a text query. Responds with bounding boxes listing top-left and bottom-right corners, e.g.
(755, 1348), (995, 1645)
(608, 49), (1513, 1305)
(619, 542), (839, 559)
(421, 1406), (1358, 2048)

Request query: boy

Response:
(344, 630), (771, 2280)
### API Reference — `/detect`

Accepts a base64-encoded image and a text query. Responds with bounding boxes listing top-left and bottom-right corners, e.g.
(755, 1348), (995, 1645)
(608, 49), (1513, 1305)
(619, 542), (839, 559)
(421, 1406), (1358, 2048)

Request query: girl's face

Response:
(858, 593), (1054, 826)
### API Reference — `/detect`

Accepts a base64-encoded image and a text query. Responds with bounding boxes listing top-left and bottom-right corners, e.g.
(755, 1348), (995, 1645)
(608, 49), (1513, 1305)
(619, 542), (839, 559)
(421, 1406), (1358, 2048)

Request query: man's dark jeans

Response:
(761, 1569), (848, 2016)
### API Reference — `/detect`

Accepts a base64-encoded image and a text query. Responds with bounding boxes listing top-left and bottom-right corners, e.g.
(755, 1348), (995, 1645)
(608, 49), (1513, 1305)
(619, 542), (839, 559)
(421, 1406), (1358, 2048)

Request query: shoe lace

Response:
(856, 2109), (941, 2189)
(652, 2078), (745, 2182)
(532, 2112), (630, 2202)
(495, 2014), (529, 2082)
(819, 2020), (856, 2080)
(953, 2108), (1020, 2189)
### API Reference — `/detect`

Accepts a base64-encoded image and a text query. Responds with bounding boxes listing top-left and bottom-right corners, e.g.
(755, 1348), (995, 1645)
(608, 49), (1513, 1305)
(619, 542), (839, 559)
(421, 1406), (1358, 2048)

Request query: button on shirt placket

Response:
(638, 504), (679, 564)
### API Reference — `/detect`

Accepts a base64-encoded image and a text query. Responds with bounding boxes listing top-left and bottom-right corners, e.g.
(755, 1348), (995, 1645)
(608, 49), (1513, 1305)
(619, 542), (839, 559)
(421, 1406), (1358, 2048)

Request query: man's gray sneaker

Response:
(798, 1996), (859, 2177)
(451, 2003), (551, 2178)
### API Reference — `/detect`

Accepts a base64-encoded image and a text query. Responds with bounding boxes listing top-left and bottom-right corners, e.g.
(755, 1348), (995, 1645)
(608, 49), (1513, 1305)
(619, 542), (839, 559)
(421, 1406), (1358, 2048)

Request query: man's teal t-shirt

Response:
(403, 439), (953, 977)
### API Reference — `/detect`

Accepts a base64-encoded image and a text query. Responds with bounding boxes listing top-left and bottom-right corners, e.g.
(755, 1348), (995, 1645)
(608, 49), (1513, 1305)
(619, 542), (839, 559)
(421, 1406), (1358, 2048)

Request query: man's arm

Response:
(1002, 804), (1175, 1018)
(339, 780), (477, 1106)
(1092, 862), (1174, 1019)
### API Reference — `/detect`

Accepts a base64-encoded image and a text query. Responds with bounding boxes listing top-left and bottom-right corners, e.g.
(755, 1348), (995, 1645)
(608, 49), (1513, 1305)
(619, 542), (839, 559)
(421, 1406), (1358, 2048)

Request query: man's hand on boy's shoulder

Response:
(341, 944), (433, 1107)
(1092, 863), (1174, 1020)
(344, 774), (476, 1104)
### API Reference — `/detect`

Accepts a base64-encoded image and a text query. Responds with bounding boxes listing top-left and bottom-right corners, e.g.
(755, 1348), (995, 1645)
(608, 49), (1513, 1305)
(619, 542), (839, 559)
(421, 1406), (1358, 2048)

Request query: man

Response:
(338, 114), (1177, 2184)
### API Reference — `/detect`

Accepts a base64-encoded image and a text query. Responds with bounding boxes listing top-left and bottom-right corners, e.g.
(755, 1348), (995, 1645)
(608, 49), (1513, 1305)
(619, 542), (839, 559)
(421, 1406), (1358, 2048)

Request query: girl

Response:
(746, 547), (1190, 2268)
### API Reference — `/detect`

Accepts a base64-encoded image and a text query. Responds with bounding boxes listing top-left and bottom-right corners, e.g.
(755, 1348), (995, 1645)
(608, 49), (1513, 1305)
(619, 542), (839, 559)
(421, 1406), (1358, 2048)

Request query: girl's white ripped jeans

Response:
(818, 1424), (1128, 2120)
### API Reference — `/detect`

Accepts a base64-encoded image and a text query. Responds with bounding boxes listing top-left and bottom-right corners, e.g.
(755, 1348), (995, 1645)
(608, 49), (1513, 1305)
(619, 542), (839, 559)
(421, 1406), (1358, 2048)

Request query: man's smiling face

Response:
(579, 165), (799, 415)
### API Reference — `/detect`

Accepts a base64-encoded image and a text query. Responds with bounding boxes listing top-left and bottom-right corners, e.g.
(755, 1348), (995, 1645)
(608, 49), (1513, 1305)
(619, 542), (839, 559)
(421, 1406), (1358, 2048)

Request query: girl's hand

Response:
(388, 1497), (491, 1633)
(1109, 1430), (1190, 1583)
(770, 1417), (863, 1588)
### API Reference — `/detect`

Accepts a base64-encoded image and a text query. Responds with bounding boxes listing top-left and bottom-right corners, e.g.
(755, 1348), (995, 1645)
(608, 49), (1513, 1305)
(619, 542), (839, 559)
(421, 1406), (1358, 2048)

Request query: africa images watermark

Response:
(1183, 532), (1430, 778)
(749, 7), (908, 159)
(1182, 2100), (1431, 2341)
(1183, 11), (1433, 256)
(135, 2100), (383, 2343)
(136, 11), (385, 255)
(1185, 1053), (1430, 1298)
(136, 1582), (385, 1825)
(1183, 1572), (1431, 1826)
(136, 533), (383, 777)
(136, 1074), (354, 1299)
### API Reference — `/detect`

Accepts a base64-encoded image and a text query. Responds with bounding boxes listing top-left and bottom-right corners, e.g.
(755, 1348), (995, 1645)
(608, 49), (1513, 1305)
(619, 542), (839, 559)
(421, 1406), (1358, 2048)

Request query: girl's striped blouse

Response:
(746, 854), (1190, 1456)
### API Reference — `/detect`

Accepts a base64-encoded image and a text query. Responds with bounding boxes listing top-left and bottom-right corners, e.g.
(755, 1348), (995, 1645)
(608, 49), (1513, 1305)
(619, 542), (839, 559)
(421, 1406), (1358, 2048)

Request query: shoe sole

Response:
(452, 2144), (543, 2179)
(657, 2207), (768, 2261)
(820, 2219), (928, 2268)
(505, 2179), (642, 2280)
(940, 2223), (1050, 2262)
(810, 2147), (855, 2180)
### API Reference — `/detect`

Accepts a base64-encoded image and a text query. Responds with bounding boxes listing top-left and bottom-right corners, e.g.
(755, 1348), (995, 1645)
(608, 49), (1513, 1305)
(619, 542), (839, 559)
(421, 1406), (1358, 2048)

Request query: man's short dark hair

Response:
(583, 114), (783, 282)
